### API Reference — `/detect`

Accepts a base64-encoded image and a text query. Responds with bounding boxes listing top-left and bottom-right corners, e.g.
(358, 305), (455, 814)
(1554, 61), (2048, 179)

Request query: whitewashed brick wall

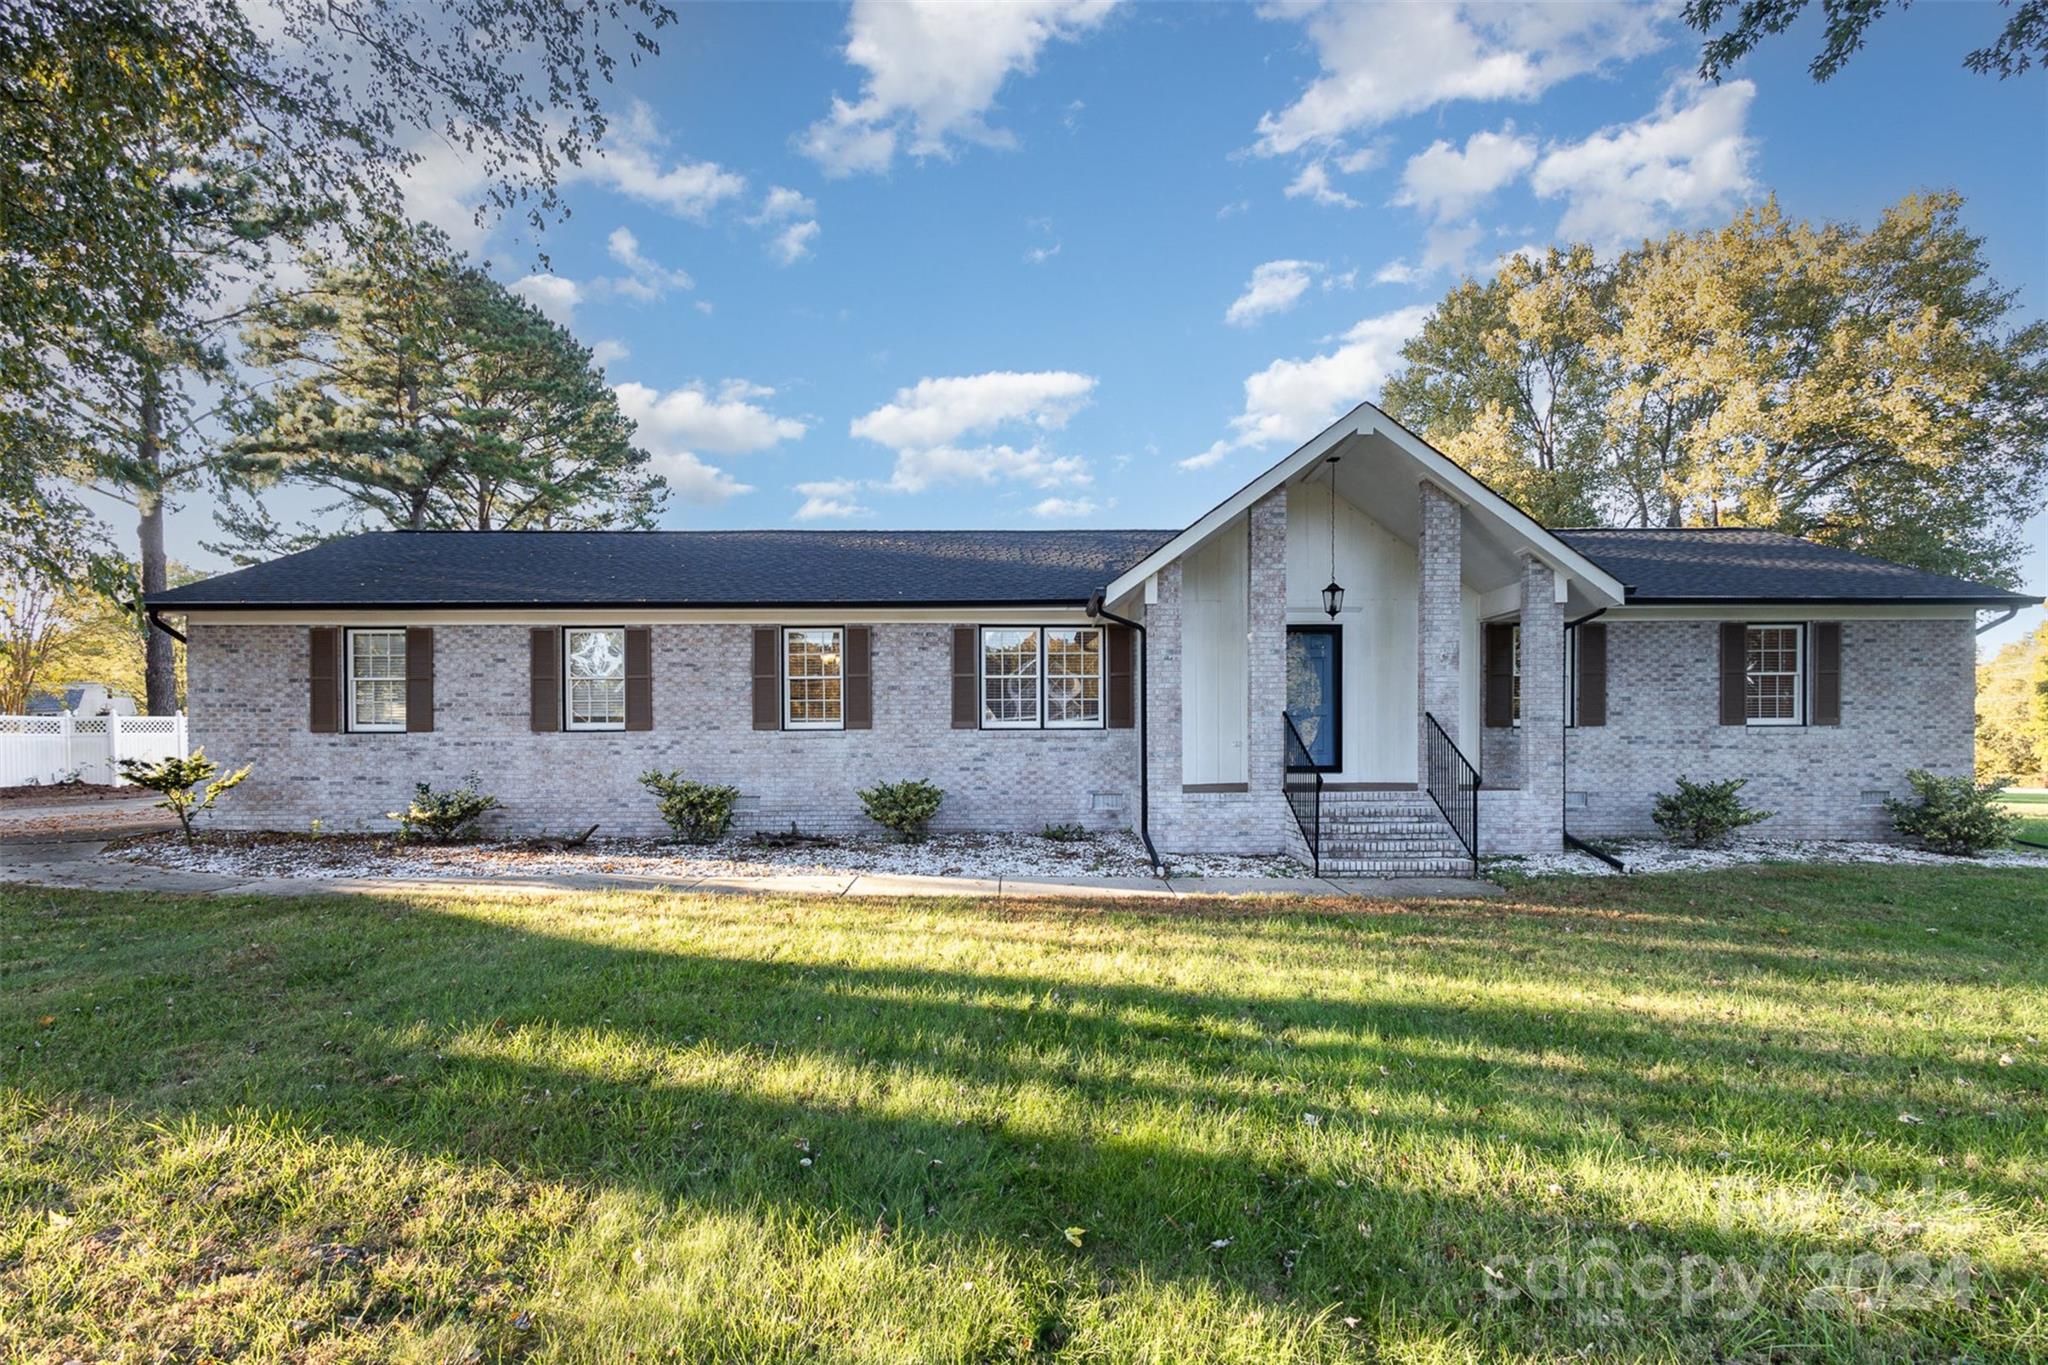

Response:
(188, 622), (1137, 837)
(1562, 617), (1976, 841)
(1416, 481), (1463, 777)
(1141, 492), (1303, 858)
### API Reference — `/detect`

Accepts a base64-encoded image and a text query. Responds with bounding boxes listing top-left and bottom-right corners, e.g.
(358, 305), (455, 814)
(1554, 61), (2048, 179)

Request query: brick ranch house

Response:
(149, 403), (2035, 875)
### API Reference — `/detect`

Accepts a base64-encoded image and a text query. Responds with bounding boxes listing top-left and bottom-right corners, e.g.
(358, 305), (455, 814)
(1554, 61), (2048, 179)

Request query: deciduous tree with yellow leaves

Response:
(1383, 193), (2048, 585)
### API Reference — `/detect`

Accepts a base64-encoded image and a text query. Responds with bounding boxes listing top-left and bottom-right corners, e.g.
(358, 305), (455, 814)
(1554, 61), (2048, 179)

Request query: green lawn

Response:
(2000, 790), (2048, 847)
(3, 870), (2045, 1362)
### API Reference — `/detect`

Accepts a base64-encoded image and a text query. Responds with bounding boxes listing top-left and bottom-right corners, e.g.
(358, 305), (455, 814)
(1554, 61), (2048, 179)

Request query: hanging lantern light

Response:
(1322, 455), (1344, 618)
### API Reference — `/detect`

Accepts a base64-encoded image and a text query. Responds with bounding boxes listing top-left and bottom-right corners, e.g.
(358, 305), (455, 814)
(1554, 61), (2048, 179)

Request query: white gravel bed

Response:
(1496, 838), (2048, 878)
(112, 829), (1307, 884)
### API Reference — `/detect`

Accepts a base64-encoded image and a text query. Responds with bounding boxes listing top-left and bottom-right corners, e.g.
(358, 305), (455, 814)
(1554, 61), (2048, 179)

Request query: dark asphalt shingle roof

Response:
(146, 529), (1179, 608)
(1553, 528), (2035, 605)
(148, 526), (2036, 612)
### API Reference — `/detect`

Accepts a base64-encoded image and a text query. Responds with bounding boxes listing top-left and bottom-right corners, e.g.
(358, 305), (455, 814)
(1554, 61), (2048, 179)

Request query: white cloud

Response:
(397, 138), (495, 253)
(885, 444), (1091, 493)
(754, 186), (818, 222)
(614, 379), (806, 457)
(1373, 259), (1420, 286)
(792, 479), (874, 521)
(1530, 79), (1758, 247)
(578, 100), (748, 219)
(852, 371), (1094, 451)
(654, 453), (754, 504)
(1029, 496), (1102, 518)
(1395, 126), (1537, 220)
(614, 379), (805, 506)
(1283, 160), (1359, 209)
(590, 339), (630, 367)
(1253, 1), (1668, 156)
(1420, 220), (1486, 275)
(510, 273), (582, 325)
(1226, 259), (1319, 326)
(1182, 306), (1429, 469)
(852, 370), (1097, 492)
(800, 0), (1120, 176)
(605, 227), (694, 301)
(1025, 241), (1062, 265)
(769, 219), (822, 264)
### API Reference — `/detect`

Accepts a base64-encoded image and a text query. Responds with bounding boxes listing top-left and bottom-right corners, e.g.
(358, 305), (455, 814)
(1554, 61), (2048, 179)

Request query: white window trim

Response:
(563, 626), (628, 732)
(1509, 623), (1521, 728)
(344, 627), (407, 733)
(782, 626), (845, 731)
(1745, 622), (1805, 727)
(1043, 625), (1105, 731)
(979, 625), (1105, 731)
(979, 627), (1041, 730)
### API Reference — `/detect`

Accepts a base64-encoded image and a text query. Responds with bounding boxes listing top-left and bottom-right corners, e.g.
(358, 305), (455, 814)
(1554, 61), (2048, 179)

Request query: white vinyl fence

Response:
(0, 714), (188, 787)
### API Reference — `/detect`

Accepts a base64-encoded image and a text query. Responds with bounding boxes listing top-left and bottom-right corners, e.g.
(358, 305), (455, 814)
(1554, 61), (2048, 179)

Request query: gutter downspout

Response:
(1975, 605), (2021, 636)
(145, 608), (187, 645)
(1088, 590), (1161, 873)
(1561, 606), (1622, 869)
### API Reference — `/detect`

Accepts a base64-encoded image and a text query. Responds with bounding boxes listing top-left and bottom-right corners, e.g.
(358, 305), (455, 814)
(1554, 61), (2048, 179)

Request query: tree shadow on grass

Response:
(3, 883), (2041, 1360)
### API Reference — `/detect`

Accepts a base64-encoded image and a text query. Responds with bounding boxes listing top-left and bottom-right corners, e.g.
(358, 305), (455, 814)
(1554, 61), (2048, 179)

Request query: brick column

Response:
(1247, 490), (1288, 800)
(1516, 553), (1565, 844)
(1417, 479), (1462, 779)
(1144, 564), (1185, 840)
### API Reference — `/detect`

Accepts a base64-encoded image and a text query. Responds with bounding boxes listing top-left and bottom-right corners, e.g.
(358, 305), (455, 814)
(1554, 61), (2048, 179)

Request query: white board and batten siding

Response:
(1180, 520), (1251, 785)
(0, 714), (188, 787)
(1178, 485), (1483, 786)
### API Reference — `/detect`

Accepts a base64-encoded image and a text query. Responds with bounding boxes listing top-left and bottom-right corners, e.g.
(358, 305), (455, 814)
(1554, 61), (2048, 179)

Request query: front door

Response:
(1286, 624), (1341, 771)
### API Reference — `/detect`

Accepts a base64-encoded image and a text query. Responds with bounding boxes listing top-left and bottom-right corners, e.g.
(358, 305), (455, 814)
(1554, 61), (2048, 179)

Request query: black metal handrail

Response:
(1282, 712), (1322, 876)
(1422, 712), (1480, 875)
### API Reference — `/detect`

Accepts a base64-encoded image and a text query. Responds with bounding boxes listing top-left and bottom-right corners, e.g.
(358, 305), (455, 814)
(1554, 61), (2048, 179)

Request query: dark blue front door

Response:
(1286, 625), (1341, 771)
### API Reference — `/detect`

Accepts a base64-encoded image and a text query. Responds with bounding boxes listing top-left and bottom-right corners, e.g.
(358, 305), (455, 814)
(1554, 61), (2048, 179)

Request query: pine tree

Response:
(225, 224), (664, 548)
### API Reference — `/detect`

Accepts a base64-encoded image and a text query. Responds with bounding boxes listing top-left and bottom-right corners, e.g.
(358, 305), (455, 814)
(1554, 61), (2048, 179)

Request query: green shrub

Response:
(858, 778), (945, 842)
(1884, 769), (2018, 856)
(1650, 775), (1773, 847)
(1041, 823), (1089, 842)
(118, 748), (250, 845)
(389, 775), (501, 843)
(639, 771), (740, 844)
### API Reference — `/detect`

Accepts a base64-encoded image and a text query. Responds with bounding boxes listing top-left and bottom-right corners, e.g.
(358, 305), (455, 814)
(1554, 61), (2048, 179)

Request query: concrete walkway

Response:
(1, 838), (1501, 902)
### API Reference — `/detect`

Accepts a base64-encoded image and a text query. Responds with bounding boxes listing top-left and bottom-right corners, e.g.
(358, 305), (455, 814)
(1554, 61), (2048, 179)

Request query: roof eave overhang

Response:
(1618, 595), (2039, 608)
(1101, 401), (1628, 607)
(150, 597), (1101, 612)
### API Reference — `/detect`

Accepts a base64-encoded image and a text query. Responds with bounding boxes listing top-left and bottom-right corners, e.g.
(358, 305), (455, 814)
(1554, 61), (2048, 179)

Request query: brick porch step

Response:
(1301, 790), (1476, 877)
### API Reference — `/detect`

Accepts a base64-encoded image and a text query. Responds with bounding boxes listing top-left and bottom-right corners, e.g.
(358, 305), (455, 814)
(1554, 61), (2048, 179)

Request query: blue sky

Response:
(169, 1), (2048, 644)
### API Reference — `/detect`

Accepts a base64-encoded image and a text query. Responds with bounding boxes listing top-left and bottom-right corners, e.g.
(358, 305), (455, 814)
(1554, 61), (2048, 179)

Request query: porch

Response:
(1105, 405), (1625, 867)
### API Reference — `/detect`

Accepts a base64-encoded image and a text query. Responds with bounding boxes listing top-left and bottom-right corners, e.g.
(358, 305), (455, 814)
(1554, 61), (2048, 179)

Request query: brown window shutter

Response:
(951, 626), (979, 728)
(842, 626), (872, 729)
(1105, 625), (1135, 729)
(529, 626), (561, 732)
(1483, 623), (1515, 727)
(752, 626), (780, 730)
(624, 626), (653, 731)
(1810, 621), (1841, 725)
(404, 627), (435, 732)
(1574, 622), (1607, 727)
(309, 627), (341, 733)
(1718, 622), (1748, 725)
